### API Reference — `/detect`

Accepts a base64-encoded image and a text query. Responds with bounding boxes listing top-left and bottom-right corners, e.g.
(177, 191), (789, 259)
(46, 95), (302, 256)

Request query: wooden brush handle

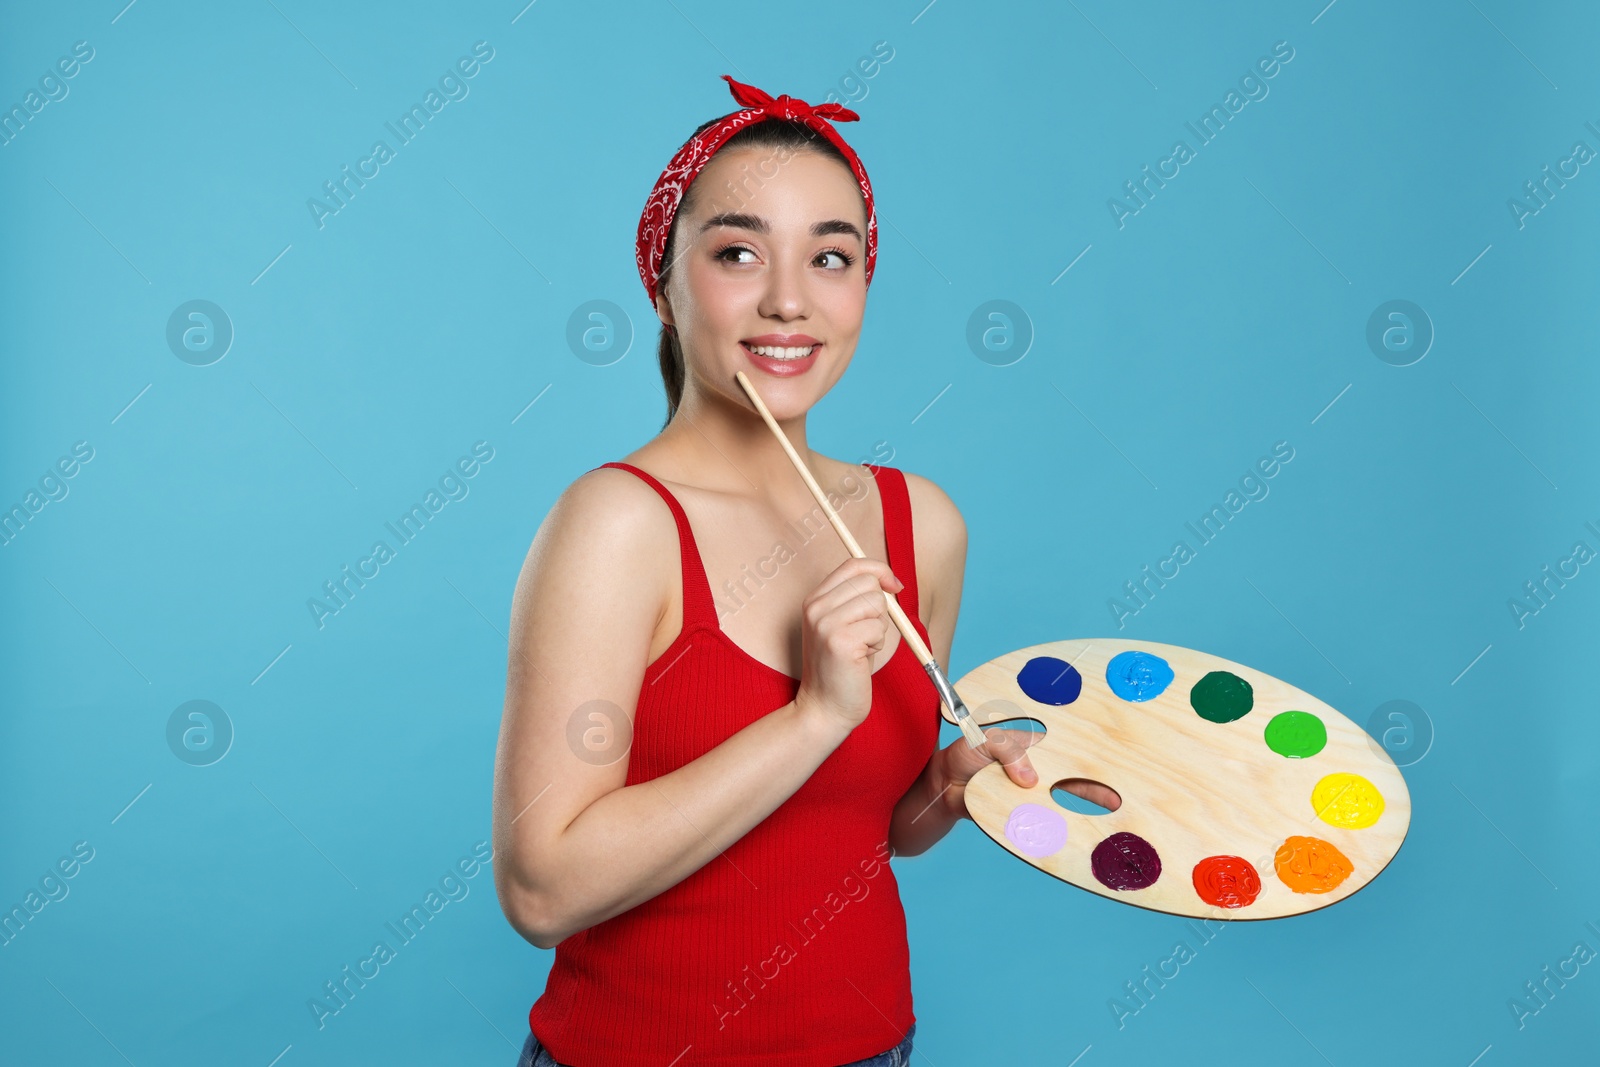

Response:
(734, 370), (987, 747)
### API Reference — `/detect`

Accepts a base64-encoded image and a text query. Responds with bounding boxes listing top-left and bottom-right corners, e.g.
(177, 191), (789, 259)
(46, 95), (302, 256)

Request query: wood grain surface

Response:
(945, 638), (1411, 919)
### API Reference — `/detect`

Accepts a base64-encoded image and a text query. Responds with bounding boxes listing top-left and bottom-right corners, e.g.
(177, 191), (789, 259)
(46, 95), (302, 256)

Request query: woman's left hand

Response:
(936, 728), (1042, 819)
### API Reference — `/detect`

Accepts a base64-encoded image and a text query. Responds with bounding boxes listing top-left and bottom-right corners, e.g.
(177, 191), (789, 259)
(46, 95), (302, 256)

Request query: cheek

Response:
(684, 272), (745, 333)
(673, 263), (747, 346)
(822, 286), (867, 336)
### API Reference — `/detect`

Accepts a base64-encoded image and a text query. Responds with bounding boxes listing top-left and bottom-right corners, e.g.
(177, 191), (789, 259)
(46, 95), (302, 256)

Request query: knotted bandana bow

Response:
(635, 74), (878, 304)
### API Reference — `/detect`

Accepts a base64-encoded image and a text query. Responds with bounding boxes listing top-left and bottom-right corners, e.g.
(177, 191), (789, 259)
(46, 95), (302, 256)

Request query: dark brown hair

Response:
(653, 118), (860, 428)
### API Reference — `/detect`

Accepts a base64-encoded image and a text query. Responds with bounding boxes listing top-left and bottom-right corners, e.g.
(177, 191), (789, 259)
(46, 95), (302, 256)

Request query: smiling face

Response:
(654, 143), (869, 421)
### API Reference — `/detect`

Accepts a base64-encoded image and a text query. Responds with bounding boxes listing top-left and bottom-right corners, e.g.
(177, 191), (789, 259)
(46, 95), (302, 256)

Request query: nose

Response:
(757, 250), (808, 321)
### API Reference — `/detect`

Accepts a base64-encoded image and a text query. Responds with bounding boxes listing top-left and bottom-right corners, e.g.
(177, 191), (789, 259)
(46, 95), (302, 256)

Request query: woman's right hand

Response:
(794, 557), (904, 735)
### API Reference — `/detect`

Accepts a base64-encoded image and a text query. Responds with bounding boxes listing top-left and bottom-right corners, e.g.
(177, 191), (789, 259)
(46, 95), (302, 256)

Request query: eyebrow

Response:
(700, 211), (863, 243)
(811, 218), (864, 241)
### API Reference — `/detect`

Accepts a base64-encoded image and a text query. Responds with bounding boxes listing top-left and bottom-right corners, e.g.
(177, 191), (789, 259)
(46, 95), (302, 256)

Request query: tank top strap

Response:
(864, 464), (920, 622)
(592, 462), (720, 632)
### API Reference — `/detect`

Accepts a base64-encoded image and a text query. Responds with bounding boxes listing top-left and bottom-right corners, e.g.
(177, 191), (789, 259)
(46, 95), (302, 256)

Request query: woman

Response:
(492, 75), (1096, 1067)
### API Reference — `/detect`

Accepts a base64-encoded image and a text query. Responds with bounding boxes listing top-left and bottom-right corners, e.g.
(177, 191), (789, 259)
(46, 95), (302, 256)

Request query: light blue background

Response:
(3, 1), (1597, 1063)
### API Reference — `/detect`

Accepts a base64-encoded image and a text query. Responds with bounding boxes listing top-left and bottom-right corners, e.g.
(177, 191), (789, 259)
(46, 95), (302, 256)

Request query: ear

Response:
(654, 290), (675, 330)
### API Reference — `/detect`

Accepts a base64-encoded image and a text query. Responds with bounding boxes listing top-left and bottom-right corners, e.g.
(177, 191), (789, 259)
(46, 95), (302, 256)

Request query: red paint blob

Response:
(1191, 855), (1262, 909)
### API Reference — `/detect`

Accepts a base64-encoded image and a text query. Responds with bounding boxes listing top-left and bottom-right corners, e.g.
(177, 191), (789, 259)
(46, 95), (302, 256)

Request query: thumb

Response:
(982, 728), (1039, 788)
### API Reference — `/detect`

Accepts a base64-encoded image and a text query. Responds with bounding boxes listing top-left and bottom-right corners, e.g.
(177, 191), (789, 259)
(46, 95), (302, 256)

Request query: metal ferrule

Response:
(923, 660), (972, 721)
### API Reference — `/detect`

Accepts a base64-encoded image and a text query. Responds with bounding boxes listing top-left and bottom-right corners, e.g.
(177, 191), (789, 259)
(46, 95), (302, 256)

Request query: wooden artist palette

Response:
(945, 638), (1411, 919)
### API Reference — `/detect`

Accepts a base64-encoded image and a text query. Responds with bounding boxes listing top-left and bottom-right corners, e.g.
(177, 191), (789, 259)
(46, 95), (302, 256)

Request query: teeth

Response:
(747, 344), (817, 360)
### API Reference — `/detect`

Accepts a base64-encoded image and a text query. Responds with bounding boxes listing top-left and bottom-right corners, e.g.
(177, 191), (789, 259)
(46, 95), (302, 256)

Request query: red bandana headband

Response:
(636, 74), (878, 305)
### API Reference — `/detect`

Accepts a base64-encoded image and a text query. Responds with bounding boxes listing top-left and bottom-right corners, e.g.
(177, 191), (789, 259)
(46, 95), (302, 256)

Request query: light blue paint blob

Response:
(1105, 650), (1174, 702)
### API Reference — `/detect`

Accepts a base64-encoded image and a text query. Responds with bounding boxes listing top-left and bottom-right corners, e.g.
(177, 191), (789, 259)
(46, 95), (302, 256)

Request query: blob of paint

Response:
(1003, 802), (1068, 857)
(1264, 710), (1327, 758)
(1104, 651), (1174, 703)
(1189, 670), (1254, 723)
(1091, 831), (1162, 890)
(1274, 835), (1354, 894)
(1311, 772), (1385, 829)
(1191, 855), (1262, 908)
(1016, 656), (1083, 706)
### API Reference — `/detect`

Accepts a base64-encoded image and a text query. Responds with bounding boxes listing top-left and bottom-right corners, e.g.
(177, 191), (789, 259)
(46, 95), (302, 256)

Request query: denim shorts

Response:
(516, 1022), (916, 1067)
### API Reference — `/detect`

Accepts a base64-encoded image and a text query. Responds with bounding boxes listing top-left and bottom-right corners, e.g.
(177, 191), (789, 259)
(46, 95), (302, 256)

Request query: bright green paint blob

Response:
(1189, 670), (1254, 723)
(1264, 710), (1327, 758)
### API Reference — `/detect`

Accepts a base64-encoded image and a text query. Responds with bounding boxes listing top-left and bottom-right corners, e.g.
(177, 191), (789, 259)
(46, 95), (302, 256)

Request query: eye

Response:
(816, 246), (856, 270)
(713, 243), (758, 264)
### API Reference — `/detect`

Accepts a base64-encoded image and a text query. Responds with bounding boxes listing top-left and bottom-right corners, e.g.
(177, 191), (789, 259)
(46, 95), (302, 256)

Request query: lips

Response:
(740, 340), (820, 377)
(743, 342), (818, 359)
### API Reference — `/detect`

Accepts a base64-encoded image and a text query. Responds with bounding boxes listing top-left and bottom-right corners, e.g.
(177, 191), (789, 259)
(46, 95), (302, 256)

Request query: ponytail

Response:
(656, 324), (684, 428)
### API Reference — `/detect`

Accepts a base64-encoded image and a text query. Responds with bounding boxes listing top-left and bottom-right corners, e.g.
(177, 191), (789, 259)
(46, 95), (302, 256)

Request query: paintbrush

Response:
(734, 369), (988, 749)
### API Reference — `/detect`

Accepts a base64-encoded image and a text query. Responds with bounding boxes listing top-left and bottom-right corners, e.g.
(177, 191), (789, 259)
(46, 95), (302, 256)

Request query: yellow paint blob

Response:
(1311, 772), (1385, 829)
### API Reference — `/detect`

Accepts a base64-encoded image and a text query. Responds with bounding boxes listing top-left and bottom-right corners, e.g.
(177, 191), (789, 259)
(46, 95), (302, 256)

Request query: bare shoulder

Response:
(893, 468), (967, 627)
(899, 469), (968, 569)
(536, 464), (673, 547)
(514, 465), (676, 619)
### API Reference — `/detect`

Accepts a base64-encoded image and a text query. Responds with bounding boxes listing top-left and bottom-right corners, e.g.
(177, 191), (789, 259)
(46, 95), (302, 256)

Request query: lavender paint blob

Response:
(1003, 803), (1068, 858)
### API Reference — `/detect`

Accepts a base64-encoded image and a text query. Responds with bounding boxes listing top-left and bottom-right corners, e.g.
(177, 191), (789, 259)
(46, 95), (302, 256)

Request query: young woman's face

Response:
(656, 144), (869, 421)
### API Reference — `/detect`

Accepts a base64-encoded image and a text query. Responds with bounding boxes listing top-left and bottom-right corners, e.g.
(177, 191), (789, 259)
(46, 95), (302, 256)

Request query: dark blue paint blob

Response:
(1016, 656), (1083, 706)
(1105, 650), (1175, 702)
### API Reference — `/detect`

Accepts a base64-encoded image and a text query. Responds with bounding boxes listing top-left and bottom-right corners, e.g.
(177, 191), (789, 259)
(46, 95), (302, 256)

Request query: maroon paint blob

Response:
(1091, 832), (1162, 891)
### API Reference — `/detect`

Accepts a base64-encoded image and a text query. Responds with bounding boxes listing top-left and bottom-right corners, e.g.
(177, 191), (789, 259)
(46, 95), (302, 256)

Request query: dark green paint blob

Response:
(1189, 670), (1253, 723)
(1264, 710), (1327, 758)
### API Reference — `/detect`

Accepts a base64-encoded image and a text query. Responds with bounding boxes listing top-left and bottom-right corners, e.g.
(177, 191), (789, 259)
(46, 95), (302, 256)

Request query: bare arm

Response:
(491, 469), (898, 949)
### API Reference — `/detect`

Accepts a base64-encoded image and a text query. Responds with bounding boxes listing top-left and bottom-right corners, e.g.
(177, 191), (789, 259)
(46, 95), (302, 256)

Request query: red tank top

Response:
(527, 461), (941, 1066)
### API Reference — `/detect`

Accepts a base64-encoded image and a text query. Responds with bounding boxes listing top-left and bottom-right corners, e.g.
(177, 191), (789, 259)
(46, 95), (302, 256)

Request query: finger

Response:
(807, 574), (896, 629)
(1059, 779), (1122, 812)
(839, 615), (889, 653)
(809, 616), (890, 670)
(812, 558), (902, 604)
(1006, 726), (1046, 751)
(1087, 784), (1122, 811)
(941, 734), (993, 781)
(808, 583), (892, 636)
(982, 728), (1038, 787)
(834, 555), (901, 589)
(944, 728), (1034, 779)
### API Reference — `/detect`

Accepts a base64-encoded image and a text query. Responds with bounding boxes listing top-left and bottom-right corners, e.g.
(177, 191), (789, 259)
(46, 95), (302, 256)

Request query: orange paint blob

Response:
(1192, 855), (1262, 908)
(1274, 835), (1354, 894)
